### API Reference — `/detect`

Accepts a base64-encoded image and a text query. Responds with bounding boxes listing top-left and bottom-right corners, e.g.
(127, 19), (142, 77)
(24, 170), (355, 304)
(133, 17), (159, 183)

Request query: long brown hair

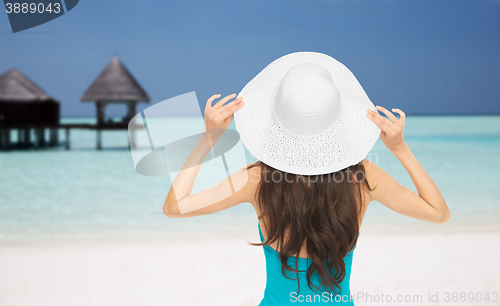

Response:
(248, 160), (372, 294)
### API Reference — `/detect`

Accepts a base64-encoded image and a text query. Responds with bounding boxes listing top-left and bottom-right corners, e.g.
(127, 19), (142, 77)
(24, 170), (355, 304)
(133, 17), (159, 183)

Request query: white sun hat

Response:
(234, 51), (380, 175)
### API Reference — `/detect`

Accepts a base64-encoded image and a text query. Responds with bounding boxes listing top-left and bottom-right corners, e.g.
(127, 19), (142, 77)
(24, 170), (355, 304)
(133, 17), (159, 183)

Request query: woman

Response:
(163, 52), (450, 305)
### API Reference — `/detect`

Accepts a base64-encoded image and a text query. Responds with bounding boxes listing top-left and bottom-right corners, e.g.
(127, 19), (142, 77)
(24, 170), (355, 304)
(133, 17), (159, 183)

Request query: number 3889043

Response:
(6, 3), (61, 14)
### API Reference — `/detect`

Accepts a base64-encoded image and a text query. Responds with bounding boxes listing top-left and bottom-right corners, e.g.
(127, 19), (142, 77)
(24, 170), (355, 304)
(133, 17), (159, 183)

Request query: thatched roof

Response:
(81, 56), (150, 102)
(0, 68), (56, 102)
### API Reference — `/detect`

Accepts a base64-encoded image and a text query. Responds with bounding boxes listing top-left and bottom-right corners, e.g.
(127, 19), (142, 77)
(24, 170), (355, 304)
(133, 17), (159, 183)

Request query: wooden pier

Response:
(0, 56), (149, 151)
(0, 123), (142, 150)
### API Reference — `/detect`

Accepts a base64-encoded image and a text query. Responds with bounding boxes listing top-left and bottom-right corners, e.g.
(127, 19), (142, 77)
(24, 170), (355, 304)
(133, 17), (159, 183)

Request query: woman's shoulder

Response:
(361, 158), (376, 174)
(228, 162), (262, 205)
(360, 158), (395, 204)
(361, 158), (382, 183)
(246, 161), (263, 175)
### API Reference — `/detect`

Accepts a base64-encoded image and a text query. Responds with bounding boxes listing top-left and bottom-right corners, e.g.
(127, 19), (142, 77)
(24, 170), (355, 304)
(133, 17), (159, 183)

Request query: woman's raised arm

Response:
(365, 106), (450, 224)
(163, 93), (254, 218)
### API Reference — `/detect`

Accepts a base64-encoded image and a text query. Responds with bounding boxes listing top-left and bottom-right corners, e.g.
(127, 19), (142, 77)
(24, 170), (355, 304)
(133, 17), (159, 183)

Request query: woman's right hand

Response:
(204, 93), (245, 147)
(367, 106), (406, 152)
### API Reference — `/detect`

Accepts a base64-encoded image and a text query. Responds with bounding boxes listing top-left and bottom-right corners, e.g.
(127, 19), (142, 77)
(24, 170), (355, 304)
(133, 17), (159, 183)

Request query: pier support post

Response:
(5, 129), (10, 149)
(39, 128), (46, 147)
(34, 128), (40, 150)
(0, 129), (7, 150)
(65, 128), (70, 150)
(97, 129), (102, 150)
(21, 128), (31, 146)
(49, 128), (58, 147)
(17, 129), (21, 146)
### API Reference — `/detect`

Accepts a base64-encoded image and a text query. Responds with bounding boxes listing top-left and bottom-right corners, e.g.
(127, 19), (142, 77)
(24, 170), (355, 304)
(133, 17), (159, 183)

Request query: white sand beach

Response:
(1, 231), (499, 306)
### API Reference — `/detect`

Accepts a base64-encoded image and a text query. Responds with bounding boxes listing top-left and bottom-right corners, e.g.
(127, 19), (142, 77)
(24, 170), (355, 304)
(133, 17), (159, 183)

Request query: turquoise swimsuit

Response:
(258, 223), (355, 305)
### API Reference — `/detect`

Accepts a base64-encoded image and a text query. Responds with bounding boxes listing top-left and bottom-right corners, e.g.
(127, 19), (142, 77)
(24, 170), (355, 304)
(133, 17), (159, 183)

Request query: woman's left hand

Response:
(204, 93), (245, 144)
(367, 106), (406, 152)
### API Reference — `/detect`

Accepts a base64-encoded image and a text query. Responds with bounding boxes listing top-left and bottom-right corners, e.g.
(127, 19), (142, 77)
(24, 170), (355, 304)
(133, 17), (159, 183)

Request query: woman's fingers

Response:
(216, 97), (245, 122)
(213, 93), (237, 109)
(217, 96), (243, 112)
(206, 94), (221, 111)
(367, 109), (393, 133)
(375, 105), (399, 123)
(392, 108), (406, 125)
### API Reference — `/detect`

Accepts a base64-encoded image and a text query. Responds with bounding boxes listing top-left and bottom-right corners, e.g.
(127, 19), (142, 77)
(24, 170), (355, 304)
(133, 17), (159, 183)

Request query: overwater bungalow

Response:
(81, 56), (150, 149)
(0, 68), (60, 149)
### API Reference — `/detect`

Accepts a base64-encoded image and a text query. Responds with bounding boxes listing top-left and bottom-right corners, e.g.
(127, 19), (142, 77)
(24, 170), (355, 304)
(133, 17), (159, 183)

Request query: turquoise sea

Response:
(0, 116), (499, 244)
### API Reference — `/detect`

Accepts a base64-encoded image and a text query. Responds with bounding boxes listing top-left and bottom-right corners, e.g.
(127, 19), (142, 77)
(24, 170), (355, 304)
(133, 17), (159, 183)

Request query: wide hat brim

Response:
(234, 52), (380, 175)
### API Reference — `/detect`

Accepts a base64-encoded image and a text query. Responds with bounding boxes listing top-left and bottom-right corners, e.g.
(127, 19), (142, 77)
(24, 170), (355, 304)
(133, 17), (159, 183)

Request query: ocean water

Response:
(0, 116), (499, 243)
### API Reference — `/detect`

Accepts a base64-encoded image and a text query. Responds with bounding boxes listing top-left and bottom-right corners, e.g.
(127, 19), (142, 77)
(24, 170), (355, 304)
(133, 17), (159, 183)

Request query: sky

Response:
(0, 0), (499, 117)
